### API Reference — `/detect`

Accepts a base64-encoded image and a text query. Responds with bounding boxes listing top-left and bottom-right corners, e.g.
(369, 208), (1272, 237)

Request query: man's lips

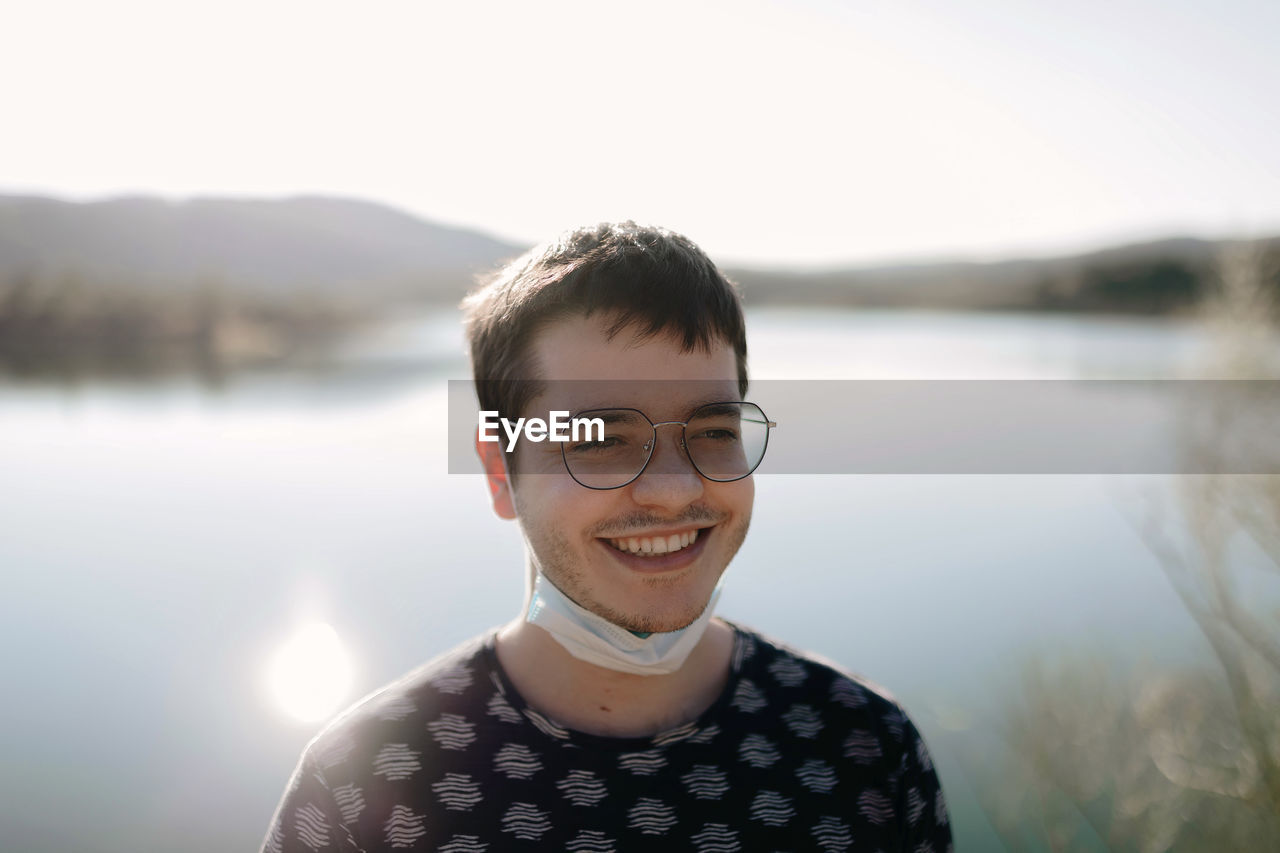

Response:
(602, 526), (705, 557)
(596, 525), (714, 573)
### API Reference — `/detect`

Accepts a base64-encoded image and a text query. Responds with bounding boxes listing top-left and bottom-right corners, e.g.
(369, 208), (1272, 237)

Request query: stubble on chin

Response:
(526, 512), (752, 634)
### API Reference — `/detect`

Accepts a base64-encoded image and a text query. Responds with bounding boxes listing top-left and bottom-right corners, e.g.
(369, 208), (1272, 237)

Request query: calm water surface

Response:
(0, 309), (1243, 851)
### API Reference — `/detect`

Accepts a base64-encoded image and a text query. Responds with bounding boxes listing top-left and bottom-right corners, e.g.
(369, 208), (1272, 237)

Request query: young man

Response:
(262, 223), (952, 852)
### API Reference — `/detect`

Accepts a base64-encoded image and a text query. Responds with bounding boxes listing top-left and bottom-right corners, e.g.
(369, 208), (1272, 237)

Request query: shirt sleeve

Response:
(260, 752), (359, 853)
(896, 719), (954, 853)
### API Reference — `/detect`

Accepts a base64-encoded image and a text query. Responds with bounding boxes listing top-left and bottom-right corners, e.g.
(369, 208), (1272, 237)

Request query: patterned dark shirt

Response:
(262, 623), (952, 852)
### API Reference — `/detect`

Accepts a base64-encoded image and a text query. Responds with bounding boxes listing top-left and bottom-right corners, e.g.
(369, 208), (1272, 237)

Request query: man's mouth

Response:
(606, 528), (702, 557)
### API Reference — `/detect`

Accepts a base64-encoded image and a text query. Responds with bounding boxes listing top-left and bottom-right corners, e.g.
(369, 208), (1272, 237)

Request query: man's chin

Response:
(592, 596), (714, 635)
(541, 560), (722, 634)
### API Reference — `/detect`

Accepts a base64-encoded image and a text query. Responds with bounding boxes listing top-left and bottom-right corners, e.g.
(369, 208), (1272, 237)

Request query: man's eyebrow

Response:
(691, 401), (742, 418)
(566, 398), (743, 421)
(565, 407), (642, 423)
(678, 395), (748, 418)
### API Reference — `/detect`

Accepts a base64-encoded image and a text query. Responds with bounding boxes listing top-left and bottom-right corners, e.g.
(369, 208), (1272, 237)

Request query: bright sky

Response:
(4, 0), (1278, 267)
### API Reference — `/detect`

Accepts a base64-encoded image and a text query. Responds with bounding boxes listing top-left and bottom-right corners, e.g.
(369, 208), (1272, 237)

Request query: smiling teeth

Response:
(610, 529), (699, 556)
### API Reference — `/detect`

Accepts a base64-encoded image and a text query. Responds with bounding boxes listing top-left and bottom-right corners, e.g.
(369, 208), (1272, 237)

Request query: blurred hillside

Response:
(3, 193), (1278, 311)
(730, 237), (1280, 314)
(1, 193), (1277, 379)
(0, 194), (523, 300)
(0, 194), (523, 378)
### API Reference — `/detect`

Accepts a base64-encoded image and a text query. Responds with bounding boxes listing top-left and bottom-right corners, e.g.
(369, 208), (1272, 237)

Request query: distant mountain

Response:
(727, 235), (1280, 314)
(0, 193), (1274, 314)
(0, 194), (526, 301)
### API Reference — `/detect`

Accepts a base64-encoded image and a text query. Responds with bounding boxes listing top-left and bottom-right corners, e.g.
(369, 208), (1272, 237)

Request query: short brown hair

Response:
(462, 222), (748, 424)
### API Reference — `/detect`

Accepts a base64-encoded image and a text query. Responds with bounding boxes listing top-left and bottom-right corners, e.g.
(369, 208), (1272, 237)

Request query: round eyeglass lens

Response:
(562, 409), (653, 489)
(684, 402), (770, 481)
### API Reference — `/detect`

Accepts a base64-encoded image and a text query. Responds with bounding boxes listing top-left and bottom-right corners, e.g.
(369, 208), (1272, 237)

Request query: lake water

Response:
(0, 308), (1269, 851)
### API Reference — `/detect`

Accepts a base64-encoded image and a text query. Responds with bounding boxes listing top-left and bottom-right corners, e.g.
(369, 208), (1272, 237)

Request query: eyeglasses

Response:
(560, 401), (775, 490)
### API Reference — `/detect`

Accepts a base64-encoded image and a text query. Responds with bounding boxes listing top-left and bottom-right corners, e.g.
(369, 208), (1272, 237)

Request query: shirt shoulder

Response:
(262, 633), (506, 852)
(722, 622), (934, 786)
(728, 621), (912, 724)
(298, 631), (498, 781)
(721, 623), (953, 851)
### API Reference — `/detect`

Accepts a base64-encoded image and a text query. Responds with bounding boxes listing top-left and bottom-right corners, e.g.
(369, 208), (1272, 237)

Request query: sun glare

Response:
(266, 621), (354, 722)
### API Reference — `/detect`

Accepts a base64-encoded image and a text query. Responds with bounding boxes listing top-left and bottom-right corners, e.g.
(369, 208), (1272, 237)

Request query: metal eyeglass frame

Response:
(560, 401), (776, 490)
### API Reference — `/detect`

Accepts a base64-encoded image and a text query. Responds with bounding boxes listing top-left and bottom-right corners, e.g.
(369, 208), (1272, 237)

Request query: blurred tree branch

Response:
(978, 240), (1280, 850)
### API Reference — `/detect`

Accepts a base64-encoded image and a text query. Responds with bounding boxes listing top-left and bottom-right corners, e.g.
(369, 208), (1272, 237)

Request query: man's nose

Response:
(629, 428), (704, 509)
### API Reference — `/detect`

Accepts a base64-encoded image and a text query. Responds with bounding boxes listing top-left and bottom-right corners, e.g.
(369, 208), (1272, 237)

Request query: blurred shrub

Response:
(0, 271), (372, 381)
(973, 242), (1280, 851)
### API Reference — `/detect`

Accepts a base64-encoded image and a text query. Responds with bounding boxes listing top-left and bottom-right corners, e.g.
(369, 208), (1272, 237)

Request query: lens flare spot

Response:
(266, 622), (353, 722)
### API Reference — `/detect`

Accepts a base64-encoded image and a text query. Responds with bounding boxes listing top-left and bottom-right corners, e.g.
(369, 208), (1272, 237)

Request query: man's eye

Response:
(692, 428), (739, 442)
(567, 437), (623, 454)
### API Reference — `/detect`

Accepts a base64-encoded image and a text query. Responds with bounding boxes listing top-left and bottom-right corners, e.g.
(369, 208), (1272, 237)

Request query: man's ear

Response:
(476, 430), (517, 520)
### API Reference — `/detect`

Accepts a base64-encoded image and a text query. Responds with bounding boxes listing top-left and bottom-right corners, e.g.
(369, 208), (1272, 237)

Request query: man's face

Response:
(498, 313), (754, 634)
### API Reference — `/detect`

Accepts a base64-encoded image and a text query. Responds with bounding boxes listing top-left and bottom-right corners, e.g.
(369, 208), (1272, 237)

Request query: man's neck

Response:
(494, 617), (736, 739)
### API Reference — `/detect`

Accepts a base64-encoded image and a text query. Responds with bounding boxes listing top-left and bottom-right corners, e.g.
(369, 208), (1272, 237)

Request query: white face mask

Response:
(526, 571), (722, 676)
